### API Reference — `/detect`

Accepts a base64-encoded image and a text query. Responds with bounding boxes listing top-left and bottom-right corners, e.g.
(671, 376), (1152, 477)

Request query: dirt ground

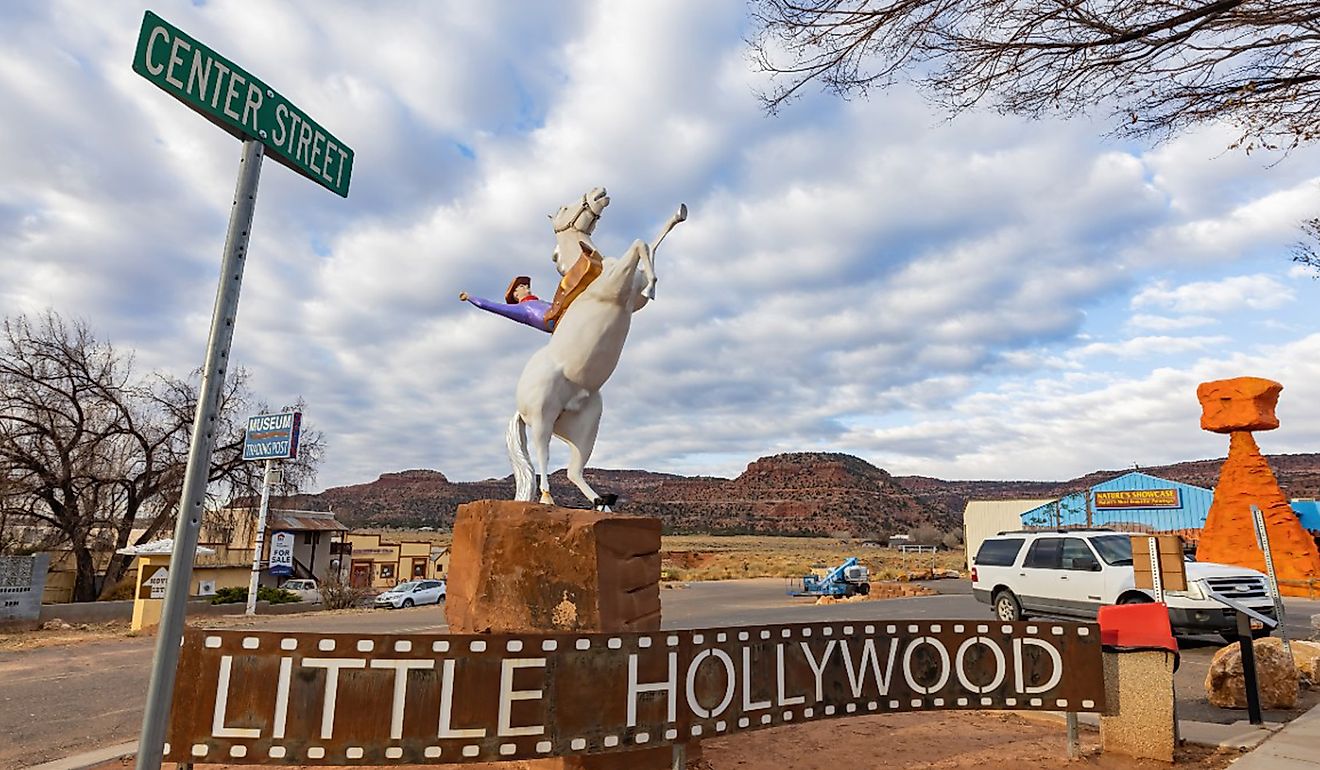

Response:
(87, 712), (1240, 770)
(362, 529), (968, 583)
(0, 620), (138, 652)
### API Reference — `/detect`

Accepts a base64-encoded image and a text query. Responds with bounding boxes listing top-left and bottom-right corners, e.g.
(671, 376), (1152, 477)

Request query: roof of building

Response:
(116, 539), (217, 556)
(267, 510), (348, 532)
(963, 499), (1056, 516)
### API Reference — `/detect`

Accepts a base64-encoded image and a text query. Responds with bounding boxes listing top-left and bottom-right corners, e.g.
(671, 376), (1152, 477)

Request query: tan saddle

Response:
(544, 241), (603, 330)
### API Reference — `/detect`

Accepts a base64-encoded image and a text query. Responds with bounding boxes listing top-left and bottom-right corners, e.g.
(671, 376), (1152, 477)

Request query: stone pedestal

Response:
(446, 500), (679, 768)
(1100, 651), (1176, 762)
(446, 500), (662, 634)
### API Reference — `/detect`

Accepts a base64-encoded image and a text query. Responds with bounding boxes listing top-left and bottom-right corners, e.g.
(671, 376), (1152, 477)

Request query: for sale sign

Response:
(164, 621), (1105, 765)
(269, 532), (295, 577)
(243, 412), (302, 461)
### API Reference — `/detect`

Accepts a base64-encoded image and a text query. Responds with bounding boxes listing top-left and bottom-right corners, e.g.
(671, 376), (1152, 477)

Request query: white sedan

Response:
(374, 579), (446, 609)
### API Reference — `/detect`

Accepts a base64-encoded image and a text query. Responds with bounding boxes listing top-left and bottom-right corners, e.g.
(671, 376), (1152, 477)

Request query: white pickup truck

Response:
(971, 529), (1276, 640)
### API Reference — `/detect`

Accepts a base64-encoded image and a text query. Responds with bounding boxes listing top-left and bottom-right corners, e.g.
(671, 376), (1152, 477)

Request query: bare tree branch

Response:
(750, 0), (1320, 152)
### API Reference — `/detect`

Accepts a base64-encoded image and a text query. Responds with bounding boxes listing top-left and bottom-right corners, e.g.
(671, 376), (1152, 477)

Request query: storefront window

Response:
(380, 564), (395, 580)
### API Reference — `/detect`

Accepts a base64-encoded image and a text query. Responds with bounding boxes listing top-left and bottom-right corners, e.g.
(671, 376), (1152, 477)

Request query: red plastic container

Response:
(1097, 602), (1178, 653)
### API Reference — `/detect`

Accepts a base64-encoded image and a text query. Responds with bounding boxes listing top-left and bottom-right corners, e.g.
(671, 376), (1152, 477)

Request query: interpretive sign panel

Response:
(0, 554), (49, 622)
(243, 412), (302, 461)
(1094, 489), (1181, 509)
(132, 11), (354, 197)
(165, 621), (1105, 764)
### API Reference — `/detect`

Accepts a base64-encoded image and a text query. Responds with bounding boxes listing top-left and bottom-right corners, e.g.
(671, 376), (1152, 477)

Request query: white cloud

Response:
(1127, 313), (1216, 332)
(839, 333), (1320, 481)
(1070, 335), (1230, 360)
(1132, 275), (1295, 314)
(3, 0), (1320, 490)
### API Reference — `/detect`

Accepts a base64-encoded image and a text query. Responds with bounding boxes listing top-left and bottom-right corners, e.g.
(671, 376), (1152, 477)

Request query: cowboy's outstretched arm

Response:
(459, 293), (552, 333)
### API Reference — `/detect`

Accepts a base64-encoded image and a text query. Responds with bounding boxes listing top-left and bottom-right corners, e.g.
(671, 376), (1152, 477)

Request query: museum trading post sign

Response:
(242, 412), (303, 461)
(165, 621), (1105, 764)
(132, 11), (354, 197)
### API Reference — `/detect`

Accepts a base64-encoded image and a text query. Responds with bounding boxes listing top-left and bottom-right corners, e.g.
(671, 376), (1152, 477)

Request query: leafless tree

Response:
(1292, 217), (1320, 272)
(750, 0), (1320, 154)
(0, 312), (324, 600)
(909, 523), (944, 545)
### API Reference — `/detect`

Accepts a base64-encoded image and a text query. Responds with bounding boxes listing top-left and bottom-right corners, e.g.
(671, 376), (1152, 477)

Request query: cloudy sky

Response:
(4, 1), (1320, 491)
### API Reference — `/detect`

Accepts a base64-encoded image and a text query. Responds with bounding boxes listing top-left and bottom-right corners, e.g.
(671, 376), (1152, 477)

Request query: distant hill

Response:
(273, 451), (1320, 536)
(278, 452), (948, 537)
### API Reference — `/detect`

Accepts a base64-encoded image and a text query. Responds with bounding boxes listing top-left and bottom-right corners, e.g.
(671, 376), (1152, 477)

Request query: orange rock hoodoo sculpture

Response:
(1195, 377), (1320, 596)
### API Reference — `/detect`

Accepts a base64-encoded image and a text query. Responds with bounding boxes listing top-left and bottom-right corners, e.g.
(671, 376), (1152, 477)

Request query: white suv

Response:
(971, 530), (1275, 639)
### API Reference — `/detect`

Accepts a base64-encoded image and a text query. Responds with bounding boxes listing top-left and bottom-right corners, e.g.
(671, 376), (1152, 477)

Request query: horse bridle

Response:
(553, 192), (604, 234)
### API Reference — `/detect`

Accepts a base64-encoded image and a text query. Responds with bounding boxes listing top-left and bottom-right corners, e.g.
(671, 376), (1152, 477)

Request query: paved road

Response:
(2, 580), (1317, 767)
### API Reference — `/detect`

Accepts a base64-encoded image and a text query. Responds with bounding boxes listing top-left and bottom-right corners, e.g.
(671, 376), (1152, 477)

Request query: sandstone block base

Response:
(446, 500), (662, 634)
(446, 500), (686, 769)
(1100, 651), (1175, 762)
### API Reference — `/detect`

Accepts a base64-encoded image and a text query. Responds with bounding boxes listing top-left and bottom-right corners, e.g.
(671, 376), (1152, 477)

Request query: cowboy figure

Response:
(459, 241), (605, 334)
(459, 275), (554, 333)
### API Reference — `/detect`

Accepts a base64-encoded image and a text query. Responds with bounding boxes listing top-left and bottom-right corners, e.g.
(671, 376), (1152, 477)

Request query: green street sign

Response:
(132, 10), (354, 198)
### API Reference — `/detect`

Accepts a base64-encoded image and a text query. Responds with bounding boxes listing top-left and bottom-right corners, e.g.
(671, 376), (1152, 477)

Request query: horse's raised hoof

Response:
(539, 491), (556, 506)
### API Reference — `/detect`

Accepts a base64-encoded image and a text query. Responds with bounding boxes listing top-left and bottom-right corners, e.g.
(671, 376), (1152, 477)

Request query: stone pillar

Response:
(446, 500), (677, 769)
(1195, 377), (1320, 596)
(1099, 650), (1176, 762)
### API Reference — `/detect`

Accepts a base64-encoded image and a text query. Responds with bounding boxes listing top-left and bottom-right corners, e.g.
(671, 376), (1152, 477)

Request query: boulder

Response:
(1205, 638), (1300, 709)
(39, 618), (72, 631)
(1197, 377), (1282, 433)
(1277, 638), (1320, 686)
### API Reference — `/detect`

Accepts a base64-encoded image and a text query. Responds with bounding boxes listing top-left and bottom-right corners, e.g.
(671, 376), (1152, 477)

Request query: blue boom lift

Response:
(787, 557), (871, 598)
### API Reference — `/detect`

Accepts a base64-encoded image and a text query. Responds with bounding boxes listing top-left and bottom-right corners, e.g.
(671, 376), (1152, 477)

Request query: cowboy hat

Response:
(504, 276), (532, 304)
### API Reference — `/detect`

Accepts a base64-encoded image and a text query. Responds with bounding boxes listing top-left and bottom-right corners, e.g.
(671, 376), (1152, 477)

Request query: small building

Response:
(962, 499), (1055, 571)
(343, 533), (445, 590)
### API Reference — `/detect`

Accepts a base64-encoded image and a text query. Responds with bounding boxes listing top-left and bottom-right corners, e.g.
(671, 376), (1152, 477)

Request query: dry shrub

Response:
(320, 576), (370, 610)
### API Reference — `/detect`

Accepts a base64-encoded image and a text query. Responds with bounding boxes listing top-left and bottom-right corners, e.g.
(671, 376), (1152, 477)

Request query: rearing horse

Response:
(506, 187), (685, 506)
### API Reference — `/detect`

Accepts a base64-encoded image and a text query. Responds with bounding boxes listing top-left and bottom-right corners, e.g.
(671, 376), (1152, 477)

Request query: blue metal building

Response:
(1019, 471), (1215, 542)
(1290, 500), (1320, 534)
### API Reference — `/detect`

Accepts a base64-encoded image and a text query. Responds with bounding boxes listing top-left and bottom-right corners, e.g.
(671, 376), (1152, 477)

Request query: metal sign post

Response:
(136, 137), (264, 770)
(244, 459), (276, 615)
(129, 10), (351, 770)
(1251, 505), (1291, 658)
(1147, 536), (1164, 603)
(1203, 584), (1278, 727)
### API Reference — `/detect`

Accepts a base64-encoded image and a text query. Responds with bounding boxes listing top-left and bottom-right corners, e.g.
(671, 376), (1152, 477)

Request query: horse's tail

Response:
(506, 412), (536, 502)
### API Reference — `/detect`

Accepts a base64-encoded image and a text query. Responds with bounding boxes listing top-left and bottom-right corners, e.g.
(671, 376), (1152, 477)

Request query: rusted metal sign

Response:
(165, 620), (1104, 765)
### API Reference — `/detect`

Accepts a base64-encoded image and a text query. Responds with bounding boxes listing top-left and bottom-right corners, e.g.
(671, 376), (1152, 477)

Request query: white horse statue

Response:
(506, 187), (686, 506)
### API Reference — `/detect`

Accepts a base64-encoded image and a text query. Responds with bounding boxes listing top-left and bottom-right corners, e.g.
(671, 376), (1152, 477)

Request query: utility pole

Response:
(245, 459), (276, 615)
